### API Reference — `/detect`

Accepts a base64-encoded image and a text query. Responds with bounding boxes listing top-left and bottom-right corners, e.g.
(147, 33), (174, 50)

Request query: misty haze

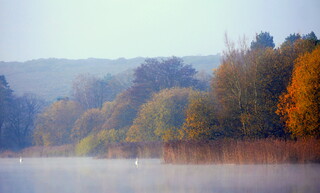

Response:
(1, 158), (320, 193)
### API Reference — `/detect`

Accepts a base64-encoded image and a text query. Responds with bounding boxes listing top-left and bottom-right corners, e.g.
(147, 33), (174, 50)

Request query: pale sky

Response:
(0, 0), (319, 62)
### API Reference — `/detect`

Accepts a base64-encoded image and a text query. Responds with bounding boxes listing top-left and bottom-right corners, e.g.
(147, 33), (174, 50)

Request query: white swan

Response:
(135, 158), (139, 168)
(19, 156), (23, 163)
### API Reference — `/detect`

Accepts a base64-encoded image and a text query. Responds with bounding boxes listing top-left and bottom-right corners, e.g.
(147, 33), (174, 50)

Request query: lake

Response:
(0, 158), (319, 193)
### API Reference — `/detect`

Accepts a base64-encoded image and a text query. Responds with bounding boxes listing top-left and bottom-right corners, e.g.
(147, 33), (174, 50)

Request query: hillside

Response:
(0, 55), (220, 101)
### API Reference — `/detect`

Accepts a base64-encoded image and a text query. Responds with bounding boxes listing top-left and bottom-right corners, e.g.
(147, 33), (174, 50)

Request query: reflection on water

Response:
(0, 158), (319, 193)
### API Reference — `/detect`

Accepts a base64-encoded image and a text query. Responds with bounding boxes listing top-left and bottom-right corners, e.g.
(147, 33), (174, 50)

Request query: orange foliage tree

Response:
(277, 46), (320, 138)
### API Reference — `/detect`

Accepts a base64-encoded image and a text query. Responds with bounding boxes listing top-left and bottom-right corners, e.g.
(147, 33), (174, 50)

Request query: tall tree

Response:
(212, 37), (250, 137)
(277, 46), (320, 138)
(246, 48), (287, 137)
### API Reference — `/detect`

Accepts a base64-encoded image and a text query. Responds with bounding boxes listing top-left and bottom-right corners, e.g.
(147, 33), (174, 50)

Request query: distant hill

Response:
(0, 55), (220, 101)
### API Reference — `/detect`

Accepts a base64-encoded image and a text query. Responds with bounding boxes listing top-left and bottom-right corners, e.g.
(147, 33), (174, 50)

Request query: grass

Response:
(163, 138), (320, 164)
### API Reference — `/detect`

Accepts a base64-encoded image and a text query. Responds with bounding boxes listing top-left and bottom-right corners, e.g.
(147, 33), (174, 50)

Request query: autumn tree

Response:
(277, 46), (320, 138)
(103, 57), (199, 131)
(279, 34), (318, 91)
(249, 34), (318, 137)
(34, 99), (83, 146)
(102, 90), (140, 130)
(245, 48), (288, 137)
(212, 33), (318, 138)
(211, 37), (250, 137)
(182, 92), (218, 140)
(72, 108), (106, 142)
(183, 92), (222, 140)
(126, 88), (196, 142)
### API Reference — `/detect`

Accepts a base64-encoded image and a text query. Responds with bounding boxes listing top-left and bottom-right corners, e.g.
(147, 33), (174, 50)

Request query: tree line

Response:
(0, 31), (319, 152)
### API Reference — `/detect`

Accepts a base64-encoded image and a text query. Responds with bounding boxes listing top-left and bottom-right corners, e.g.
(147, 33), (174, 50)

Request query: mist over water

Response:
(0, 158), (319, 193)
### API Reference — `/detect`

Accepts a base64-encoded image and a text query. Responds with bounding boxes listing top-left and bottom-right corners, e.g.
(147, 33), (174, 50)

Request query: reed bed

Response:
(2, 139), (319, 164)
(163, 139), (320, 164)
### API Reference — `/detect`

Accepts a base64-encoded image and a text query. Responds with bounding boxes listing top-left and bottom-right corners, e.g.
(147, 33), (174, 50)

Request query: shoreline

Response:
(1, 139), (319, 165)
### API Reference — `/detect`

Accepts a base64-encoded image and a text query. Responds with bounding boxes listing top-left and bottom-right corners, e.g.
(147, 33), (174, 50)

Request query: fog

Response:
(0, 158), (319, 193)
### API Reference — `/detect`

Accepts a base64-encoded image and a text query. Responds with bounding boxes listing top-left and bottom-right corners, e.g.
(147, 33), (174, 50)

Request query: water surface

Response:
(0, 158), (319, 193)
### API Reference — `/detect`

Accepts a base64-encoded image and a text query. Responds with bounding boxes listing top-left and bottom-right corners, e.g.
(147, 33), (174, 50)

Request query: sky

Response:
(0, 0), (319, 62)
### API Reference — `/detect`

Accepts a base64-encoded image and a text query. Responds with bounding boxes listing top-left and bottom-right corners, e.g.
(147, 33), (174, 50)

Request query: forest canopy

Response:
(0, 31), (319, 151)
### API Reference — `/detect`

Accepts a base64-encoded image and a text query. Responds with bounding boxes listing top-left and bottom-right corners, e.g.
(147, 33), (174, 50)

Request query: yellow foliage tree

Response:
(72, 108), (106, 141)
(34, 99), (83, 146)
(182, 92), (217, 140)
(126, 88), (195, 142)
(277, 46), (320, 138)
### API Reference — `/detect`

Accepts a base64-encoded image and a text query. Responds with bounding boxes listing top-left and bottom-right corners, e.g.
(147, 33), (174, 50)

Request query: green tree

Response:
(250, 31), (275, 50)
(284, 33), (301, 44)
(303, 31), (318, 45)
(134, 57), (198, 92)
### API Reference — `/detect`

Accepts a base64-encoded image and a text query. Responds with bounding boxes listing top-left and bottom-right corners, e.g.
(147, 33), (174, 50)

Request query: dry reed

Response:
(163, 139), (320, 164)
